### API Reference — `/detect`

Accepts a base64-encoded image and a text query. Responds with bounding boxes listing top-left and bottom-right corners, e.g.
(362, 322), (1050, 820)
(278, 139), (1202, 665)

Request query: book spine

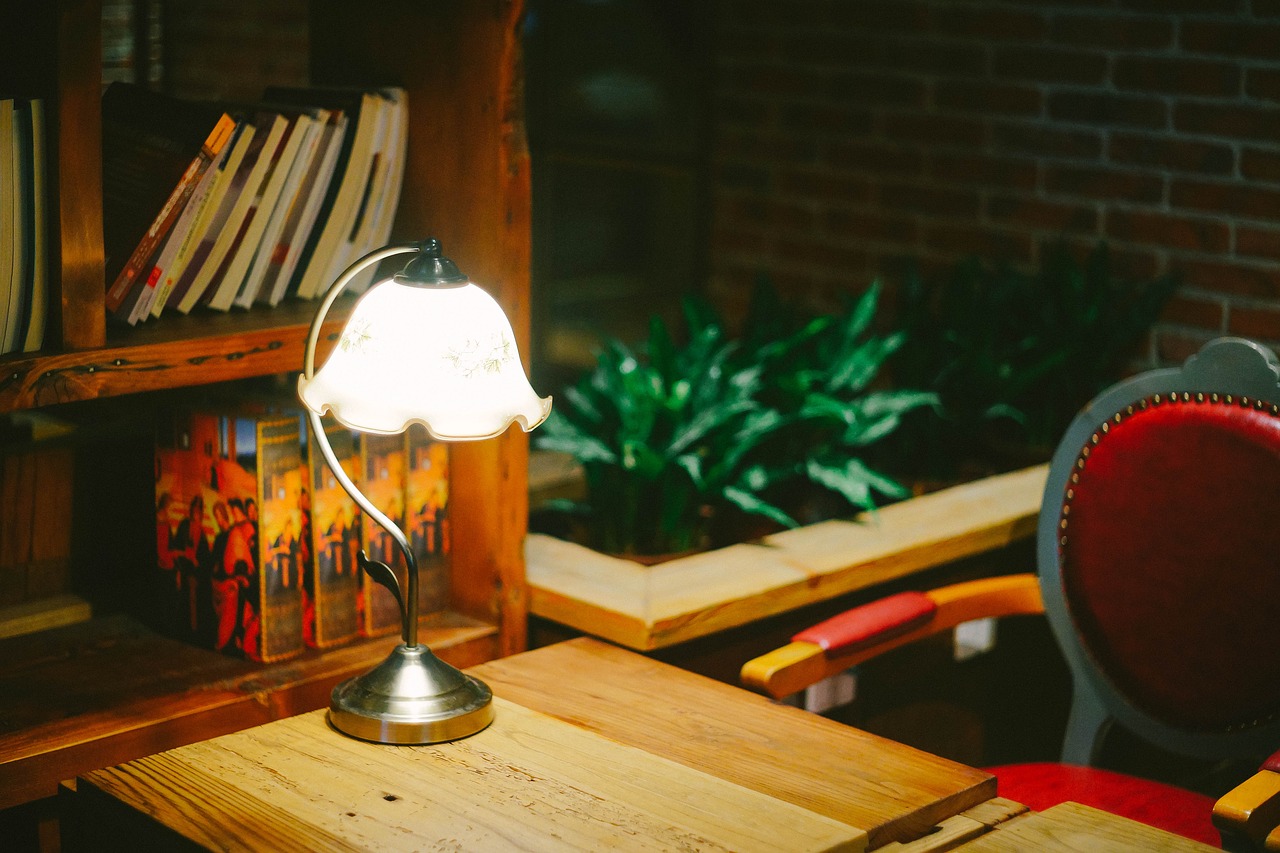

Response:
(404, 426), (450, 618)
(304, 418), (362, 648)
(358, 431), (407, 638)
(255, 416), (306, 663)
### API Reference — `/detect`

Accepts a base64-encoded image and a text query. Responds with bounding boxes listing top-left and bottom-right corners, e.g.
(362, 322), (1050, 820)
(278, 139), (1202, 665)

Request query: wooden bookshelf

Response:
(0, 0), (534, 816)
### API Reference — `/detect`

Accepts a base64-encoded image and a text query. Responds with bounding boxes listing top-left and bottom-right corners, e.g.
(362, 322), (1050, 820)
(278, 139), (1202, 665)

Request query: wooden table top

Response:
(67, 638), (999, 851)
(948, 802), (1218, 852)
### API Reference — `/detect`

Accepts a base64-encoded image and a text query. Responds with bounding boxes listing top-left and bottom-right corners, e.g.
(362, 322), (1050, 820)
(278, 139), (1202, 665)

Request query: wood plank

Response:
(0, 594), (91, 640)
(470, 637), (996, 850)
(877, 798), (1028, 853)
(76, 702), (866, 852)
(954, 802), (1218, 852)
(0, 298), (353, 412)
(0, 610), (497, 810)
(527, 464), (1048, 650)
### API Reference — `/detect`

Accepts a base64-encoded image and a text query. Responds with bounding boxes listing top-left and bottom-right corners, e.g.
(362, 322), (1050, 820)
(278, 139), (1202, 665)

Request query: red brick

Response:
(717, 196), (818, 231)
(1177, 257), (1280, 299)
(921, 223), (1034, 264)
(713, 93), (780, 127)
(715, 130), (819, 164)
(929, 152), (1037, 191)
(993, 46), (1108, 85)
(821, 0), (935, 33)
(1109, 132), (1234, 176)
(987, 195), (1099, 233)
(775, 237), (870, 271)
(935, 80), (1043, 117)
(934, 5), (1046, 40)
(829, 71), (928, 108)
(713, 162), (771, 192)
(1049, 14), (1174, 50)
(1160, 293), (1227, 330)
(777, 169), (872, 204)
(1113, 56), (1241, 98)
(886, 39), (988, 77)
(1044, 165), (1165, 204)
(1170, 179), (1280, 219)
(1246, 67), (1280, 103)
(1241, 148), (1280, 183)
(1182, 19), (1280, 61)
(824, 209), (919, 245)
(1104, 245), (1169, 281)
(1106, 209), (1230, 253)
(1048, 91), (1168, 129)
(780, 102), (875, 135)
(1228, 303), (1280, 344)
(1175, 102), (1280, 142)
(991, 121), (1103, 159)
(824, 140), (924, 176)
(1123, 0), (1244, 13)
(1237, 225), (1280, 263)
(729, 63), (834, 99)
(881, 112), (987, 148)
(876, 182), (981, 218)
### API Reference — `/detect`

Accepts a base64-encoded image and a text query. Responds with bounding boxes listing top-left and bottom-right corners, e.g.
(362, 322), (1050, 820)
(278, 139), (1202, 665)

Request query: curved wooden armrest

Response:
(741, 574), (1045, 700)
(1214, 750), (1280, 851)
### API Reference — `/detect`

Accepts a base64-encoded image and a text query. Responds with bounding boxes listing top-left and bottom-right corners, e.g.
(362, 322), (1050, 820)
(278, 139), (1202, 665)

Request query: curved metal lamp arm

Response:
(303, 242), (424, 647)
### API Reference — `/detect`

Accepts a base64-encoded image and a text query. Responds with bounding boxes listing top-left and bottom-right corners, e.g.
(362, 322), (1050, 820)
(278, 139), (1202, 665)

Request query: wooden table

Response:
(941, 802), (1217, 853)
(64, 637), (1009, 851)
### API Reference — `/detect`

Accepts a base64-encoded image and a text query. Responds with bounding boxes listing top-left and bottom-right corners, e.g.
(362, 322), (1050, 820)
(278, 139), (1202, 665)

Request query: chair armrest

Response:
(1214, 749), (1280, 851)
(740, 573), (1044, 699)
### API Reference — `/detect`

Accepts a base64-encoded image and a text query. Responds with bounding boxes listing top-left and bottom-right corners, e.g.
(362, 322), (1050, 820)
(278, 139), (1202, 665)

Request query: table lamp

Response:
(298, 238), (550, 744)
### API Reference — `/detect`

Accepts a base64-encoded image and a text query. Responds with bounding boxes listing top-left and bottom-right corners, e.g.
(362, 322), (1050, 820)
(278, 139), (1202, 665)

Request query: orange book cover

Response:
(303, 417), (362, 648)
(358, 431), (407, 638)
(404, 425), (450, 618)
(154, 410), (304, 662)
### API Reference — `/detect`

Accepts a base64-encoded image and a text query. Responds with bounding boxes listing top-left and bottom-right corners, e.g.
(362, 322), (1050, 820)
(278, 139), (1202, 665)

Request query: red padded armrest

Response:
(793, 591), (937, 657)
(1265, 749), (1280, 774)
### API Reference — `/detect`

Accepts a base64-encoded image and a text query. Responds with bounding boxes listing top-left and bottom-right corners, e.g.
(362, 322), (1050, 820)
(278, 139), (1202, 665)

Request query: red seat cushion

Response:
(990, 762), (1221, 847)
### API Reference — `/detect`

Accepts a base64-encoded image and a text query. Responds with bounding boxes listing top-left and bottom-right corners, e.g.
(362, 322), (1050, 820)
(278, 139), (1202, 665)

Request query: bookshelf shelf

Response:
(0, 0), (534, 825)
(0, 297), (355, 413)
(0, 610), (499, 810)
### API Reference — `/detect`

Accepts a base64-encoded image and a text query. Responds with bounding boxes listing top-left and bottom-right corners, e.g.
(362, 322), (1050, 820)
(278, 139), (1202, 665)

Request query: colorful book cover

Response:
(154, 410), (304, 662)
(303, 417), (362, 649)
(404, 425), (450, 618)
(358, 431), (407, 638)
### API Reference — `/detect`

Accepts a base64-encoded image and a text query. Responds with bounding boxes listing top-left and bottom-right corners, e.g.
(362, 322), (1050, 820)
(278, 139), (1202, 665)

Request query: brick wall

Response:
(709, 0), (1280, 366)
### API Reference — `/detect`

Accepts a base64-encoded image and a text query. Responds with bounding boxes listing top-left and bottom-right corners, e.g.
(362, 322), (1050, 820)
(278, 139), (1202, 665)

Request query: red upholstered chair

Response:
(741, 337), (1280, 850)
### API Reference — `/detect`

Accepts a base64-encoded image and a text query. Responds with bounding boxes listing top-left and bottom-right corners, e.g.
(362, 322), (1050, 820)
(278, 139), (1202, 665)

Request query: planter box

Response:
(526, 464), (1049, 651)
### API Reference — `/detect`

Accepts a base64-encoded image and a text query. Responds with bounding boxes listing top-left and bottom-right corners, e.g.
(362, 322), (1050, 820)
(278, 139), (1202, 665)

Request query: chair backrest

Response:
(1037, 337), (1280, 765)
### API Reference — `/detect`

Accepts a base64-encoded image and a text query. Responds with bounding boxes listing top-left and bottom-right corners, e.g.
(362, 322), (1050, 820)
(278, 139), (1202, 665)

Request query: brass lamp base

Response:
(328, 644), (494, 744)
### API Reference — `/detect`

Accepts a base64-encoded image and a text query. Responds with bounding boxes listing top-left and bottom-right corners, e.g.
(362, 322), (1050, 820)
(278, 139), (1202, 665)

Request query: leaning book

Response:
(100, 83), (235, 318)
(154, 409), (305, 662)
(303, 416), (362, 649)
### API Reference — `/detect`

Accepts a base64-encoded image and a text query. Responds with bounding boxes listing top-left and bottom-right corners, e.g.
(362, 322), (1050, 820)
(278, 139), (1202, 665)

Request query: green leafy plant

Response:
(534, 280), (938, 556)
(882, 241), (1179, 481)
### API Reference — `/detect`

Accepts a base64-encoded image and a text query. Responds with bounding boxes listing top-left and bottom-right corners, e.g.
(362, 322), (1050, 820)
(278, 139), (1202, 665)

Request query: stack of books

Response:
(0, 97), (49, 354)
(153, 407), (451, 661)
(102, 82), (407, 325)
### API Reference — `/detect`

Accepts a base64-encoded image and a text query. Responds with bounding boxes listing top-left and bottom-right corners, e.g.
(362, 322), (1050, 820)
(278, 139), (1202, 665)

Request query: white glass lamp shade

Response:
(298, 278), (551, 440)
